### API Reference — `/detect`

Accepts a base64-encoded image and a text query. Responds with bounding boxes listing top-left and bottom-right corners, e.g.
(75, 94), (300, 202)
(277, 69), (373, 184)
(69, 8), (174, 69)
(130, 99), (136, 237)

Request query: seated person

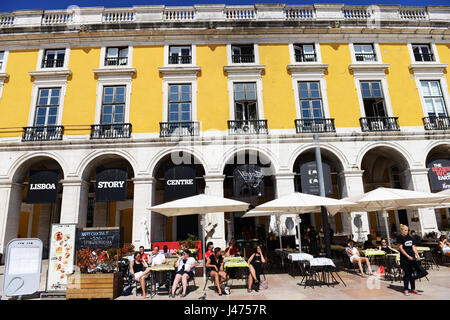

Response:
(163, 245), (172, 258)
(225, 238), (241, 257)
(439, 235), (450, 257)
(363, 235), (375, 249)
(410, 230), (422, 246)
(247, 245), (266, 293)
(169, 249), (196, 298)
(378, 238), (399, 254)
(204, 241), (214, 260)
(148, 245), (166, 266)
(138, 246), (148, 262)
(130, 251), (151, 299)
(205, 247), (229, 296)
(346, 240), (373, 278)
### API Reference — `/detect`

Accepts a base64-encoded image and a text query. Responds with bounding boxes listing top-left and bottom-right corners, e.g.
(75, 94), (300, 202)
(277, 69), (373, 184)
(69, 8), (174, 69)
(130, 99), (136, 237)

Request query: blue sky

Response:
(0, 1), (448, 13)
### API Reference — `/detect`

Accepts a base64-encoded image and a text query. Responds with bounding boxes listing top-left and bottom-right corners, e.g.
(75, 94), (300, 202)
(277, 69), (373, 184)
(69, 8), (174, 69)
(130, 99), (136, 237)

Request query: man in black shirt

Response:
(410, 230), (422, 246)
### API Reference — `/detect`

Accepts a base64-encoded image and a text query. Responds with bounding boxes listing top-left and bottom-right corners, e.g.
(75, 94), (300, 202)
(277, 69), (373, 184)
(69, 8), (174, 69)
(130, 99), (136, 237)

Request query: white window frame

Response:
(36, 46), (70, 71)
(162, 76), (198, 123)
(164, 44), (196, 66)
(99, 45), (133, 68)
(292, 76), (330, 120)
(414, 75), (450, 118)
(0, 49), (9, 73)
(94, 79), (132, 124)
(227, 43), (260, 66)
(27, 78), (67, 127)
(354, 75), (394, 118)
(407, 42), (440, 64)
(167, 83), (194, 122)
(349, 42), (382, 64)
(288, 41), (322, 64)
(227, 74), (264, 121)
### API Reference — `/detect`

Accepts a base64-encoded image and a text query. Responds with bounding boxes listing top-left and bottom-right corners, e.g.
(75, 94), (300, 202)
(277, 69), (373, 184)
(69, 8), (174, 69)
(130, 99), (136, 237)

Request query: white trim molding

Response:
(288, 41), (323, 64)
(99, 45), (134, 68)
(407, 41), (441, 65)
(0, 50), (9, 73)
(414, 74), (450, 118)
(35, 46), (71, 71)
(226, 43), (260, 66)
(163, 43), (197, 67)
(161, 74), (198, 123)
(349, 41), (383, 65)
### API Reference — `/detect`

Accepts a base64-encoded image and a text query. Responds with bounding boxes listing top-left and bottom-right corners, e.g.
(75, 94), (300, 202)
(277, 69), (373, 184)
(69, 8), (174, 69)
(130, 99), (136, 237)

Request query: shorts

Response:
(350, 255), (359, 263)
(134, 271), (148, 280)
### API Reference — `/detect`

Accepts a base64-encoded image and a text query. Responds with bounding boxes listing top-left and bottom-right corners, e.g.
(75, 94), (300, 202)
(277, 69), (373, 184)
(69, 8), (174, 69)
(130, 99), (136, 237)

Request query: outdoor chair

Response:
(421, 250), (439, 270)
(383, 255), (402, 282)
(175, 267), (197, 296)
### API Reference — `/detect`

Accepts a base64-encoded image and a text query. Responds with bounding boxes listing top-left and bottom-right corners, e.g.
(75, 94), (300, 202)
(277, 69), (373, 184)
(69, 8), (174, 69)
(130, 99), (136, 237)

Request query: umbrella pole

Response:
(200, 216), (206, 281)
(277, 218), (284, 269)
(296, 215), (302, 253)
(382, 209), (391, 247)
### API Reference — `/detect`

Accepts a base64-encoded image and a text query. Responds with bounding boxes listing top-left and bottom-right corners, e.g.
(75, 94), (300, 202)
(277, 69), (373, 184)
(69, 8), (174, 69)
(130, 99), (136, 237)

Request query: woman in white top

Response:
(346, 240), (373, 278)
(439, 235), (450, 257)
(169, 249), (196, 298)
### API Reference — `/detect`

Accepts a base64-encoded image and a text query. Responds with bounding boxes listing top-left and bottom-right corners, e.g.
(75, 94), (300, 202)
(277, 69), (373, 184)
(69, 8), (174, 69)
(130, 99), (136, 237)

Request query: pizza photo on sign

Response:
(54, 232), (63, 241)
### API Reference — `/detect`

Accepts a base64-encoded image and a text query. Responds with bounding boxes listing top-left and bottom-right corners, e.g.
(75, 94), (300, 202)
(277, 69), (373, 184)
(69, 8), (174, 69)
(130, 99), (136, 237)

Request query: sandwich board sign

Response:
(3, 238), (43, 297)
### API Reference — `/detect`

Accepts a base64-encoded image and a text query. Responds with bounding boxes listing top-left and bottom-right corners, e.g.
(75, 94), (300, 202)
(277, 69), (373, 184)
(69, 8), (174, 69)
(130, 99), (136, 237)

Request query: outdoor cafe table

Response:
(149, 262), (176, 298)
(362, 249), (386, 265)
(224, 257), (249, 292)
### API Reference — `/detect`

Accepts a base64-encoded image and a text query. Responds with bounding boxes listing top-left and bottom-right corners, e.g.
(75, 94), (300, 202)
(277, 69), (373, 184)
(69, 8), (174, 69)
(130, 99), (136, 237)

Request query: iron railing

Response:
(104, 57), (128, 66)
(360, 117), (400, 132)
(232, 54), (255, 63)
(159, 121), (200, 137)
(168, 55), (192, 64)
(41, 58), (64, 68)
(413, 53), (434, 62)
(22, 126), (64, 141)
(423, 116), (450, 130)
(295, 53), (317, 62)
(228, 120), (268, 135)
(90, 123), (132, 139)
(295, 118), (336, 133)
(355, 53), (377, 62)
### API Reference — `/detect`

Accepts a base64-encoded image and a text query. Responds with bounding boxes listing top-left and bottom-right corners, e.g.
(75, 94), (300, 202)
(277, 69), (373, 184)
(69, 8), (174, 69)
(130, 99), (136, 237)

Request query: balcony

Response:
(232, 54), (255, 64)
(423, 117), (450, 130)
(159, 121), (200, 137)
(104, 57), (128, 66)
(90, 123), (132, 139)
(360, 117), (400, 132)
(228, 120), (268, 135)
(41, 58), (64, 68)
(22, 126), (64, 142)
(295, 118), (335, 134)
(414, 53), (434, 62)
(355, 53), (377, 62)
(295, 53), (317, 63)
(168, 55), (192, 64)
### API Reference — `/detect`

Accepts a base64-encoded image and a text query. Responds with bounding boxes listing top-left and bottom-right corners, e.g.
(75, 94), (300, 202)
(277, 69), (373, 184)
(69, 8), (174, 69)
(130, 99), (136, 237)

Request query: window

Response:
(298, 82), (323, 118)
(42, 49), (65, 68)
(234, 82), (258, 121)
(354, 44), (377, 62)
(35, 88), (60, 126)
(412, 44), (434, 62)
(101, 86), (125, 124)
(294, 44), (316, 62)
(105, 47), (128, 66)
(168, 84), (191, 122)
(0, 51), (4, 69)
(360, 81), (386, 117)
(421, 80), (447, 117)
(231, 45), (255, 63)
(169, 46), (192, 64)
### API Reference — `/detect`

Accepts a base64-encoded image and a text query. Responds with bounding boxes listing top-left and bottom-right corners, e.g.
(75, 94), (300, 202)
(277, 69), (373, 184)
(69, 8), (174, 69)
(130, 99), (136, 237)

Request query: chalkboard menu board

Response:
(76, 227), (123, 249)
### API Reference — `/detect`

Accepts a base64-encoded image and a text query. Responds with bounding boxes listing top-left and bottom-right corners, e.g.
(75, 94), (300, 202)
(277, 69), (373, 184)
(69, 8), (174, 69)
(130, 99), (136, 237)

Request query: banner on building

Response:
(300, 161), (333, 196)
(233, 164), (265, 197)
(164, 165), (197, 201)
(26, 170), (59, 204)
(427, 158), (450, 191)
(152, 241), (202, 259)
(95, 167), (128, 202)
(46, 224), (76, 292)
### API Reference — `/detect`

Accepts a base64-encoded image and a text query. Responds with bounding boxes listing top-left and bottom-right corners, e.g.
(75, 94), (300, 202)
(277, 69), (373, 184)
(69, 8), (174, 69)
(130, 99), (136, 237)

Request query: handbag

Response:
(410, 261), (428, 280)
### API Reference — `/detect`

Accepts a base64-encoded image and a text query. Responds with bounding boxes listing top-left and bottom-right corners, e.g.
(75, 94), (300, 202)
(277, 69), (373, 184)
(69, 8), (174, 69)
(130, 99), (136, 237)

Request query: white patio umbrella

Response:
(248, 192), (357, 253)
(149, 193), (250, 279)
(327, 187), (447, 246)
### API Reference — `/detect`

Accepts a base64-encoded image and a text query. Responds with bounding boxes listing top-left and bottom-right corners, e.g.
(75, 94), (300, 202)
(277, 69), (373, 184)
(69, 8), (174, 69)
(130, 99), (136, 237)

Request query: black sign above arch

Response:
(95, 167), (128, 202)
(164, 165), (197, 201)
(300, 161), (333, 196)
(427, 158), (450, 191)
(26, 170), (60, 204)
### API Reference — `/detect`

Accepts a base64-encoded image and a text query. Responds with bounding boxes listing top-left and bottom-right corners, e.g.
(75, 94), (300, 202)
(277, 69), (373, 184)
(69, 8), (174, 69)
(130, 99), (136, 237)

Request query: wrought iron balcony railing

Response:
(228, 120), (268, 135)
(168, 55), (192, 64)
(355, 53), (377, 62)
(360, 117), (400, 132)
(159, 121), (200, 137)
(41, 58), (65, 68)
(22, 126), (64, 141)
(295, 118), (336, 133)
(423, 116), (450, 130)
(90, 123), (132, 139)
(295, 53), (317, 62)
(232, 54), (255, 63)
(414, 53), (434, 62)
(104, 57), (128, 66)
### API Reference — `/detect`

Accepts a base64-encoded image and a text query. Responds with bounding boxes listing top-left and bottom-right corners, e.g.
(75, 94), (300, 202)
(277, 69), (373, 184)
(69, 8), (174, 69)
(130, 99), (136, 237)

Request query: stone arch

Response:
(357, 142), (413, 171)
(219, 145), (279, 176)
(77, 150), (137, 181)
(9, 152), (66, 183)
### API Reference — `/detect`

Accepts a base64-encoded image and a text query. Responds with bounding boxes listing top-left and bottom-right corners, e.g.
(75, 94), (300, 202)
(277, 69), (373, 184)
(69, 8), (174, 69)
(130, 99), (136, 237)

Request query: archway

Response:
(81, 154), (135, 244)
(360, 146), (411, 239)
(7, 156), (64, 258)
(152, 151), (206, 242)
(425, 144), (450, 230)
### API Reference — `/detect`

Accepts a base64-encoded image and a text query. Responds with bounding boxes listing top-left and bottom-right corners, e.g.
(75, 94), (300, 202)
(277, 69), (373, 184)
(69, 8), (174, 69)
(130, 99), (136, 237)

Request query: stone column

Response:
(0, 182), (24, 255)
(274, 173), (297, 236)
(204, 175), (227, 250)
(132, 177), (155, 249)
(59, 179), (89, 227)
(406, 168), (439, 235)
(339, 170), (370, 242)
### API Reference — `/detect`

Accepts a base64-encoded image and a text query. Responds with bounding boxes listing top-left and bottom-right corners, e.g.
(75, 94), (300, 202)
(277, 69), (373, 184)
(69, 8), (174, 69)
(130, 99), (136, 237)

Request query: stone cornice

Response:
(287, 63), (328, 73)
(223, 65), (265, 74)
(92, 67), (136, 77)
(158, 66), (201, 76)
(349, 63), (390, 72)
(409, 63), (448, 73)
(29, 69), (72, 79)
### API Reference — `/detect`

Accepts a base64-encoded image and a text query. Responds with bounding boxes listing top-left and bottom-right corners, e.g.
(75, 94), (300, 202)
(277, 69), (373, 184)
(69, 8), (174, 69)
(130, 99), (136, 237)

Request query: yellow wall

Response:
(0, 50), (37, 137)
(259, 44), (296, 129)
(436, 43), (450, 91)
(321, 43), (361, 127)
(379, 43), (423, 126)
(197, 44), (229, 131)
